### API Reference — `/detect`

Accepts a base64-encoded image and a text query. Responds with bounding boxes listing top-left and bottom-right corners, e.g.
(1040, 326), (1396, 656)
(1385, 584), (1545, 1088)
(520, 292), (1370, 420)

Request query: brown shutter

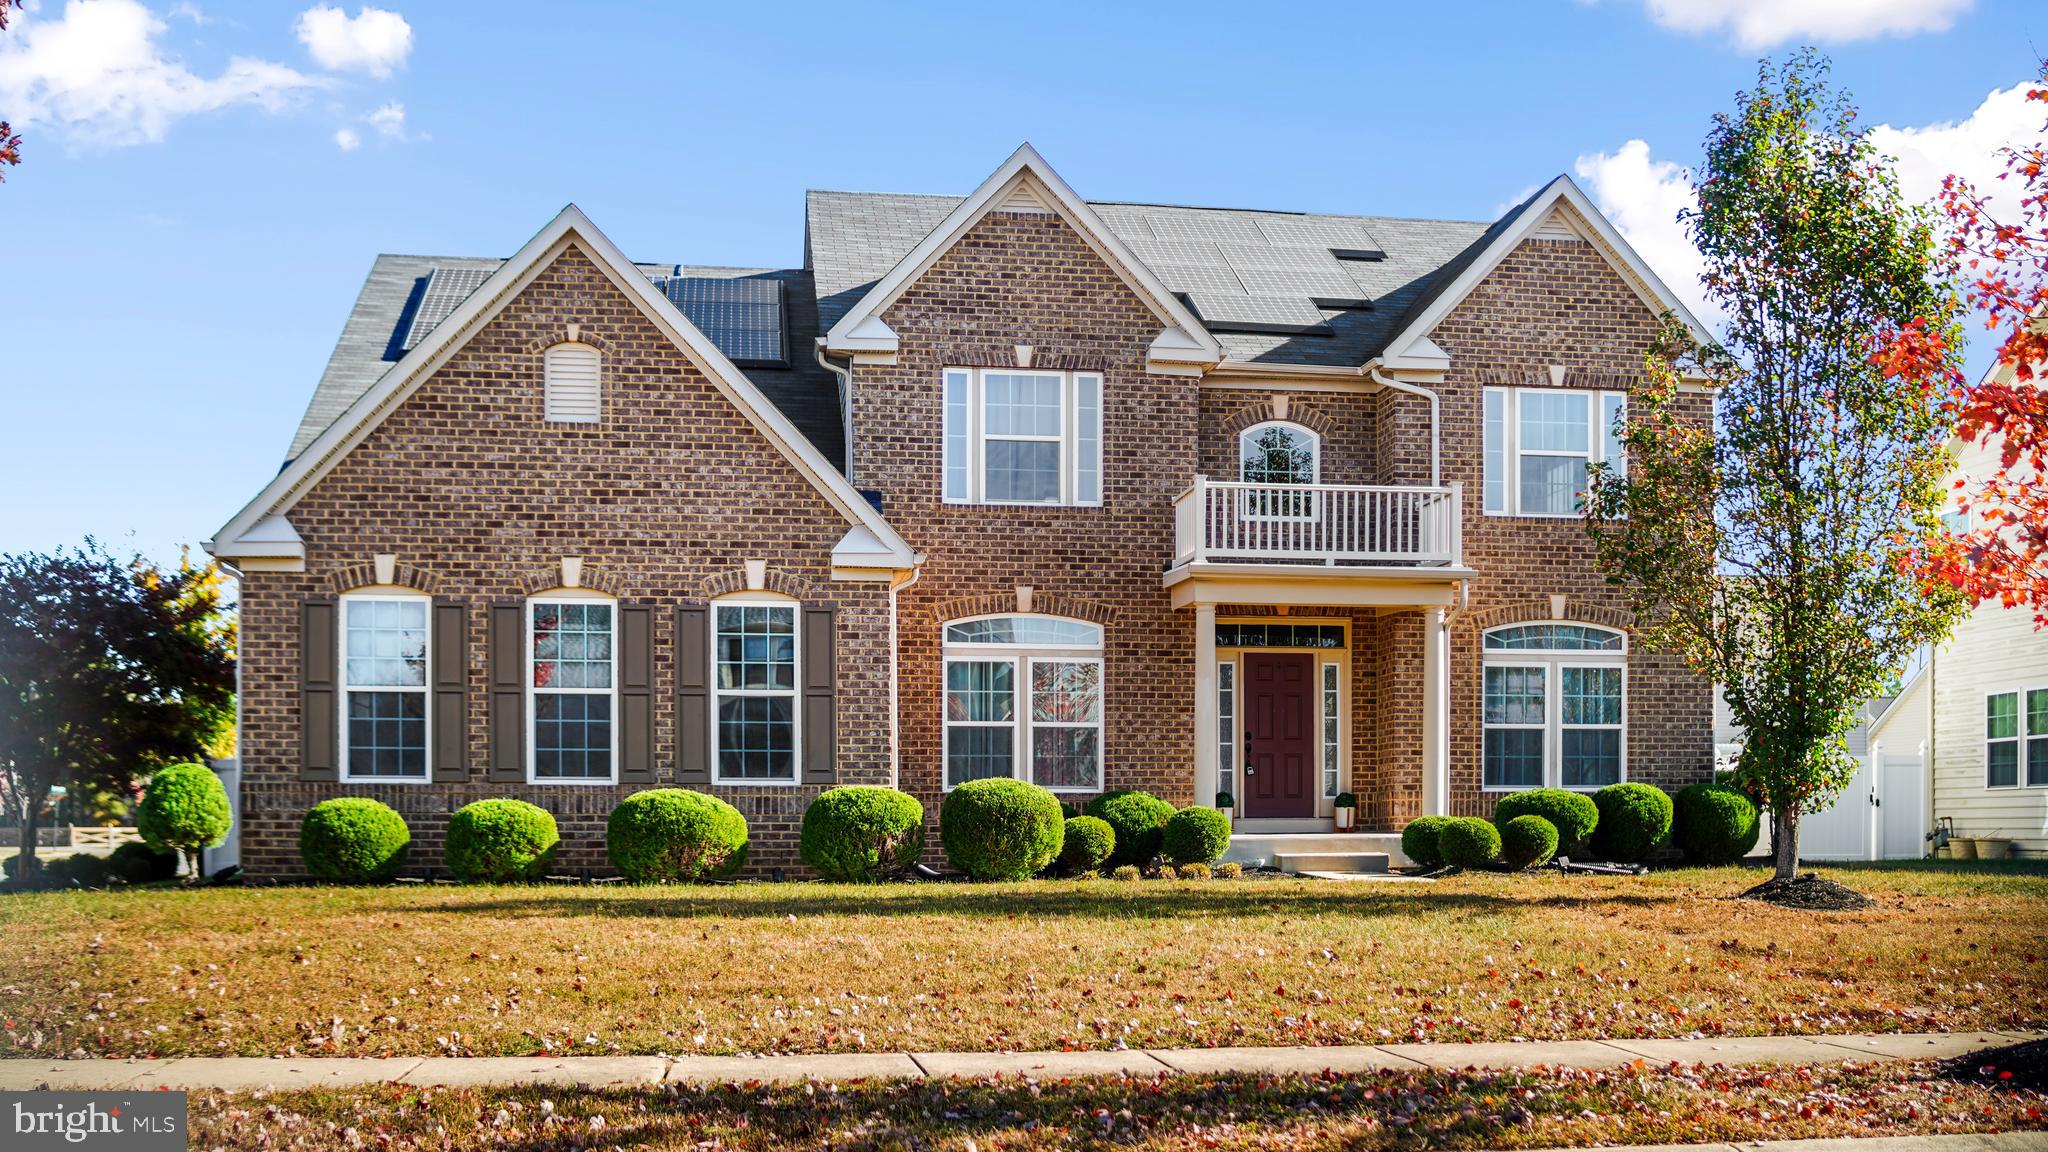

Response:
(488, 602), (526, 782)
(802, 605), (836, 784)
(300, 597), (339, 782)
(619, 603), (655, 785)
(431, 598), (469, 783)
(675, 605), (711, 785)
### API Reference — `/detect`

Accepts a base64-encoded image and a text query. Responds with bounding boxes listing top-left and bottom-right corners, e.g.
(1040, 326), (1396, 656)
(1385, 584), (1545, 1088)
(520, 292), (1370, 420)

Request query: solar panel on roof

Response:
(658, 276), (787, 366)
(404, 266), (495, 350)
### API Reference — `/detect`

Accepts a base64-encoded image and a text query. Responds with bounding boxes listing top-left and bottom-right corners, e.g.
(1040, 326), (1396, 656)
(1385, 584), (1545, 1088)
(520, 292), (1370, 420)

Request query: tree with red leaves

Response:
(0, 0), (19, 182)
(1931, 61), (2048, 623)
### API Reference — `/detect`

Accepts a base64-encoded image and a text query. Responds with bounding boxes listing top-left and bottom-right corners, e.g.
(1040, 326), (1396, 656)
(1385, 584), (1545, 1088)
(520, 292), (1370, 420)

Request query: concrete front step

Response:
(1224, 831), (1410, 870)
(1274, 851), (1389, 874)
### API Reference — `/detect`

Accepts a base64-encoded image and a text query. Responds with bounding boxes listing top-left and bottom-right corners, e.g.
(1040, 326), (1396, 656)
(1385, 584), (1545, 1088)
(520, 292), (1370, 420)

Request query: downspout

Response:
(1365, 363), (1441, 489)
(885, 563), (924, 790)
(815, 339), (856, 484)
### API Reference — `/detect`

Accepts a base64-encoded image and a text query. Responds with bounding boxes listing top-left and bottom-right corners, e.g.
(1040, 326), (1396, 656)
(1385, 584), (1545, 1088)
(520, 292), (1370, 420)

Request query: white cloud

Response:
(333, 126), (359, 150)
(1575, 79), (2041, 332)
(1633, 0), (1973, 49)
(0, 0), (324, 148)
(366, 100), (404, 138)
(295, 5), (412, 77)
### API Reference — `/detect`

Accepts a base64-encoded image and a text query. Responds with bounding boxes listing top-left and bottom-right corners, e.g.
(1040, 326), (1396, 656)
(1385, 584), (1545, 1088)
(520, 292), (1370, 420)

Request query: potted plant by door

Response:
(1214, 791), (1235, 826)
(1333, 792), (1357, 832)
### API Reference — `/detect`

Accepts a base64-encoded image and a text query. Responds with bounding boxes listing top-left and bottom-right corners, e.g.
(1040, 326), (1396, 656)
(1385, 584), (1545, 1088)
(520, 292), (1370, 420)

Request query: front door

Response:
(1242, 652), (1317, 818)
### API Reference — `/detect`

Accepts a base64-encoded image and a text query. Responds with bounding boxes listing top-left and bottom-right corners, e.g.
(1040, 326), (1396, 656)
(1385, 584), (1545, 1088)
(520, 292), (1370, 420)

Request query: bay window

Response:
(942, 369), (1103, 505)
(942, 615), (1103, 791)
(1482, 388), (1627, 517)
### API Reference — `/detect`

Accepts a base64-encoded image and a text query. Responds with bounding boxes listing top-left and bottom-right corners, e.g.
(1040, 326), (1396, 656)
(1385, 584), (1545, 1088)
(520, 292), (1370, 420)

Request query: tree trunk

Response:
(16, 799), (41, 885)
(1772, 803), (1800, 881)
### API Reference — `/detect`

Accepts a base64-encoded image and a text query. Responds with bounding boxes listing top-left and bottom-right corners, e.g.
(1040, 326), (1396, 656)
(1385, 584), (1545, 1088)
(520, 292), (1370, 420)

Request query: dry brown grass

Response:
(2, 862), (2042, 1059)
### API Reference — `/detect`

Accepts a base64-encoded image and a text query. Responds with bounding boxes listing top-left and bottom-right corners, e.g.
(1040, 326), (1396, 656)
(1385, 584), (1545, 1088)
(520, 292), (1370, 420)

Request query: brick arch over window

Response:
(517, 327), (621, 359)
(931, 591), (1116, 627)
(1216, 399), (1338, 442)
(510, 563), (629, 598)
(1466, 599), (1634, 633)
(325, 560), (442, 595)
(699, 566), (825, 601)
(1473, 366), (1641, 392)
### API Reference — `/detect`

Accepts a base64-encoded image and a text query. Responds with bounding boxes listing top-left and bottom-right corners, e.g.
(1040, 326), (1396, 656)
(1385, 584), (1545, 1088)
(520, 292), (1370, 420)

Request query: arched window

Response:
(943, 614), (1103, 792)
(528, 590), (617, 782)
(1238, 421), (1319, 519)
(339, 588), (431, 782)
(712, 593), (801, 784)
(1482, 621), (1626, 792)
(543, 342), (601, 423)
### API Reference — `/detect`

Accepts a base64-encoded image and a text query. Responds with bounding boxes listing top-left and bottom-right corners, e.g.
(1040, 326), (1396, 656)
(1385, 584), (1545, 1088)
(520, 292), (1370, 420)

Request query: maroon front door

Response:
(1242, 652), (1317, 818)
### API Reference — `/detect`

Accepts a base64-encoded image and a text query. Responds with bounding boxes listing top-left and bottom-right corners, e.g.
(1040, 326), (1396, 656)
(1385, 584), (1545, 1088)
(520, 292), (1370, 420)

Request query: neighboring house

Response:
(205, 144), (1718, 877)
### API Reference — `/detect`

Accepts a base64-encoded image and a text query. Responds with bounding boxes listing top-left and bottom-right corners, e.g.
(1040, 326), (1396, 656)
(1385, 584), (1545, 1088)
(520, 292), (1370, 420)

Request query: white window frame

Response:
(1237, 420), (1322, 522)
(338, 590), (432, 784)
(1482, 387), (1627, 518)
(1480, 623), (1628, 791)
(710, 595), (802, 787)
(526, 591), (619, 786)
(941, 368), (1104, 507)
(941, 613), (1104, 792)
(1985, 686), (2048, 790)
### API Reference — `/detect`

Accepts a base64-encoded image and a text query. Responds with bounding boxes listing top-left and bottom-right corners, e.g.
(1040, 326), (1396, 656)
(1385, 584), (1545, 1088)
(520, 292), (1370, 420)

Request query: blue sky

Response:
(2, 0), (2042, 567)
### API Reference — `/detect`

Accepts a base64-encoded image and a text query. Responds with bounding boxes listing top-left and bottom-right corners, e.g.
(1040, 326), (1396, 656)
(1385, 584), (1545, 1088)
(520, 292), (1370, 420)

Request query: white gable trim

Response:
(207, 205), (918, 572)
(1379, 175), (1712, 372)
(822, 143), (1222, 374)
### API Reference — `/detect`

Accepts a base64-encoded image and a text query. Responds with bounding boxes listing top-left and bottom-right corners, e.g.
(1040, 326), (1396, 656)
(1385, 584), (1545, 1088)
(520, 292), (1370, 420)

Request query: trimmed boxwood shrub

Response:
(1590, 783), (1674, 863)
(799, 786), (924, 882)
(1060, 815), (1116, 873)
(1161, 806), (1231, 866)
(299, 798), (411, 883)
(1499, 814), (1560, 870)
(137, 762), (232, 878)
(446, 798), (559, 882)
(940, 778), (1064, 881)
(1491, 789), (1599, 855)
(1085, 790), (1175, 868)
(1400, 815), (1454, 868)
(607, 789), (749, 882)
(1673, 782), (1760, 866)
(108, 841), (180, 884)
(1439, 816), (1501, 868)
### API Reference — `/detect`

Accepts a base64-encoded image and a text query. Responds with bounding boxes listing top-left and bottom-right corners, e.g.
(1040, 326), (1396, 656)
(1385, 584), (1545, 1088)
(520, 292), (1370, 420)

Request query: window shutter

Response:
(675, 605), (711, 784)
(543, 343), (601, 423)
(488, 602), (526, 782)
(300, 597), (339, 782)
(431, 599), (469, 783)
(802, 605), (836, 784)
(619, 603), (656, 784)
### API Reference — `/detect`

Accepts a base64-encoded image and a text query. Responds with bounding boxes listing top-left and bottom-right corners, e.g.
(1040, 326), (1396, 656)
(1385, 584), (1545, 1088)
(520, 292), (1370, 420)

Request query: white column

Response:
(1421, 606), (1449, 817)
(1193, 603), (1219, 809)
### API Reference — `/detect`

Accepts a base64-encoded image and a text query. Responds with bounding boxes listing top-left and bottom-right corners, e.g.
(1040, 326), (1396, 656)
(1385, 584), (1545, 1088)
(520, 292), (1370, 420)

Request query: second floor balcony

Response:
(1172, 476), (1464, 570)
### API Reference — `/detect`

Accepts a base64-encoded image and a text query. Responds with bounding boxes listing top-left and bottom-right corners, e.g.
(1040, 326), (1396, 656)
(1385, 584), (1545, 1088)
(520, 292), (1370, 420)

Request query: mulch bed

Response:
(1948, 1037), (2048, 1095)
(1739, 871), (1879, 910)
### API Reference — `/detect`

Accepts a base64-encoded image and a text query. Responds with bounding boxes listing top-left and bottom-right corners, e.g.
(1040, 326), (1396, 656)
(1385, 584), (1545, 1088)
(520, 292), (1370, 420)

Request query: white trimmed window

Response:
(1986, 688), (2048, 789)
(942, 615), (1103, 791)
(1482, 388), (1626, 516)
(529, 595), (616, 782)
(340, 592), (430, 781)
(543, 342), (601, 423)
(1482, 623), (1626, 791)
(942, 368), (1103, 505)
(713, 598), (800, 784)
(1238, 420), (1320, 519)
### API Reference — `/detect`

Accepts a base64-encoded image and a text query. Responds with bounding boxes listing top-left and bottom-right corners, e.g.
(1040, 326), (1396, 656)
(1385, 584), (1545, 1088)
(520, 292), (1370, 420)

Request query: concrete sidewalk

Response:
(0, 1028), (2034, 1092)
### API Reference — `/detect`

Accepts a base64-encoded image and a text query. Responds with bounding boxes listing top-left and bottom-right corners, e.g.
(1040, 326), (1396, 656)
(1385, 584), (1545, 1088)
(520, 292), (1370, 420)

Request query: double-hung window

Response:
(529, 597), (616, 782)
(1986, 688), (2048, 789)
(713, 600), (799, 783)
(340, 594), (429, 781)
(942, 369), (1103, 505)
(1481, 623), (1626, 790)
(942, 615), (1103, 791)
(1482, 388), (1627, 517)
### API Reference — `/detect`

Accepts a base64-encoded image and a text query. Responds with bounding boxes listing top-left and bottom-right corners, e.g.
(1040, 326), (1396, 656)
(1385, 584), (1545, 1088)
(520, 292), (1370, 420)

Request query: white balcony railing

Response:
(1172, 477), (1462, 568)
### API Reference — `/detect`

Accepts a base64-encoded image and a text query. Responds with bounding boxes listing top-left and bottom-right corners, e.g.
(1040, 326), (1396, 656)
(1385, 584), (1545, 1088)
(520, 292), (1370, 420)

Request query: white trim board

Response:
(821, 143), (1222, 376)
(207, 205), (919, 574)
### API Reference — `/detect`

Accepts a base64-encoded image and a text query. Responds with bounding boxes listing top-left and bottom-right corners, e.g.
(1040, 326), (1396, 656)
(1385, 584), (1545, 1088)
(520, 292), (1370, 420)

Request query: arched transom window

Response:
(1482, 622), (1626, 791)
(943, 615), (1103, 792)
(1238, 421), (1319, 485)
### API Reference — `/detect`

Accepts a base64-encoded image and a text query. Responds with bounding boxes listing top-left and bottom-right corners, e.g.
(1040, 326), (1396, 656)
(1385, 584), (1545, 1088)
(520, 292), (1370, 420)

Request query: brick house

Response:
(207, 145), (1717, 876)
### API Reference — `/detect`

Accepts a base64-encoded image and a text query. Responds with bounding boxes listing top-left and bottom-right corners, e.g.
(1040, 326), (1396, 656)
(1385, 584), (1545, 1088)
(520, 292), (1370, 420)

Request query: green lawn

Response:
(2, 862), (2043, 1060)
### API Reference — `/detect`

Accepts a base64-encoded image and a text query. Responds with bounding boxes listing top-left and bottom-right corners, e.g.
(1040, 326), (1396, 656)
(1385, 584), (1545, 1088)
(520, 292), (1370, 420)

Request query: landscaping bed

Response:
(1, 863), (2041, 1059)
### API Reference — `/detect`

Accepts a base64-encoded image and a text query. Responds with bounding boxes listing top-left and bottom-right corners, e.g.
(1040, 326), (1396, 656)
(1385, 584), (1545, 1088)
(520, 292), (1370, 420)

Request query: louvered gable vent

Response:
(543, 342), (601, 423)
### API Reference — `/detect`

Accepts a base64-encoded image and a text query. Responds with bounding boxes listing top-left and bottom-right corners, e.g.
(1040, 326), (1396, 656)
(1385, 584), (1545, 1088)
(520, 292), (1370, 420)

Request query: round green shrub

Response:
(799, 786), (924, 882)
(1439, 817), (1502, 868)
(1673, 783), (1760, 866)
(1491, 789), (1599, 855)
(299, 798), (411, 883)
(107, 841), (180, 884)
(940, 779), (1064, 881)
(607, 789), (749, 882)
(1084, 790), (1176, 868)
(445, 798), (559, 882)
(1401, 815), (1454, 868)
(1499, 814), (1560, 870)
(1590, 783), (1674, 863)
(1161, 806), (1231, 866)
(1059, 815), (1116, 873)
(137, 762), (232, 878)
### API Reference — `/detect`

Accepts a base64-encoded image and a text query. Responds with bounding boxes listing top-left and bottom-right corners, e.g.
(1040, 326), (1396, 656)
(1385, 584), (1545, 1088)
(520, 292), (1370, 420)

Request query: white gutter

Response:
(1364, 361), (1441, 488)
(815, 339), (856, 484)
(885, 563), (924, 789)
